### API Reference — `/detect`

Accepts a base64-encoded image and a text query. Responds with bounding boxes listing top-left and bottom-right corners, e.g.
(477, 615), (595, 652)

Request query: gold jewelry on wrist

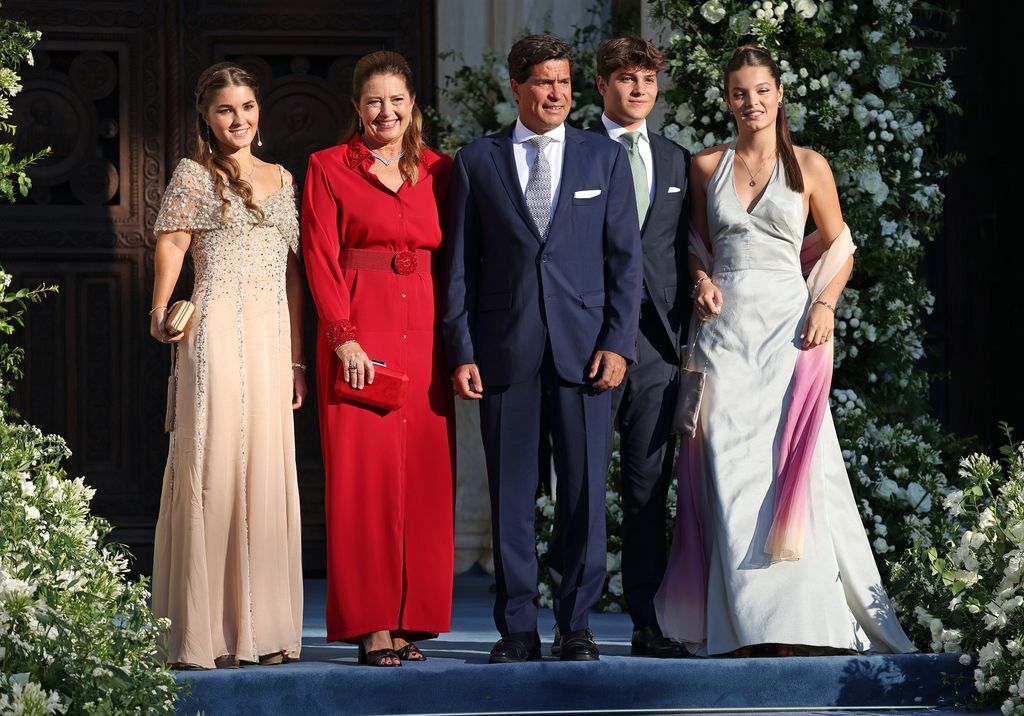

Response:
(148, 304), (167, 316)
(291, 363), (307, 372)
(813, 299), (836, 314)
(691, 276), (711, 300)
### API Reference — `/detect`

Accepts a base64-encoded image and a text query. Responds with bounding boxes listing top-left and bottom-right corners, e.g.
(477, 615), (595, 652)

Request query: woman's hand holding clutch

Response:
(149, 307), (186, 344)
(335, 341), (375, 389)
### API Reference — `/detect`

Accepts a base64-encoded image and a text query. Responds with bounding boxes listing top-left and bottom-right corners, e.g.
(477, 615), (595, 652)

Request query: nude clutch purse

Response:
(165, 300), (195, 336)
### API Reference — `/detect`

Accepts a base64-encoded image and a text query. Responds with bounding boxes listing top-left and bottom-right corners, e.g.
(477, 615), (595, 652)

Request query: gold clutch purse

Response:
(165, 299), (195, 336)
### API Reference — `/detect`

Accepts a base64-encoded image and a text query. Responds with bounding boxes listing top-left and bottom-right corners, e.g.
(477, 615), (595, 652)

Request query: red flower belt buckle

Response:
(392, 250), (417, 275)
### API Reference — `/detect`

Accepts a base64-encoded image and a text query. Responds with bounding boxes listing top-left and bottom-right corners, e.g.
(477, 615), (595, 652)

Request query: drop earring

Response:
(205, 124), (213, 154)
(256, 127), (263, 148)
(358, 117), (364, 133)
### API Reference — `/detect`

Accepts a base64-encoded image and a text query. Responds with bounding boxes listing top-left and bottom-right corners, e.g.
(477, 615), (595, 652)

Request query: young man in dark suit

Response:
(444, 33), (642, 663)
(590, 35), (692, 658)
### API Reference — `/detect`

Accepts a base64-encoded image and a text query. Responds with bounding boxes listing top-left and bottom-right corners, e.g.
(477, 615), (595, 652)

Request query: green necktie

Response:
(623, 131), (649, 228)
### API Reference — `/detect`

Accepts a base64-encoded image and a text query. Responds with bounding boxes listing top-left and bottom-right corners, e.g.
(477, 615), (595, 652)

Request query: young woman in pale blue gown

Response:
(654, 45), (915, 657)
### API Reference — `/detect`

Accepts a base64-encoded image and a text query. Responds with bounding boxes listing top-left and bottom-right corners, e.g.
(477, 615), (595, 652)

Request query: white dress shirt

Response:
(601, 113), (655, 206)
(512, 118), (566, 222)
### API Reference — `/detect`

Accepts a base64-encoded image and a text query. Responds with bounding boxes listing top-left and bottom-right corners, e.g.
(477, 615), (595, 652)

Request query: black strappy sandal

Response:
(357, 642), (401, 667)
(395, 643), (427, 661)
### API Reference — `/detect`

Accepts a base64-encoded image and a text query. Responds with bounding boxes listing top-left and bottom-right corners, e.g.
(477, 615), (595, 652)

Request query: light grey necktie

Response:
(623, 131), (649, 227)
(524, 135), (553, 239)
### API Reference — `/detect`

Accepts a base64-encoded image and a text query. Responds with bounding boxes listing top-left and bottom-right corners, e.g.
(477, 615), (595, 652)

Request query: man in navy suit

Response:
(590, 35), (691, 658)
(444, 33), (642, 663)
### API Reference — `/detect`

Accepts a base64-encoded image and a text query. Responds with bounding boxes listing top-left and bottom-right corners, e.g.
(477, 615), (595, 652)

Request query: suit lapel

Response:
(646, 134), (674, 236)
(548, 126), (586, 240)
(488, 125), (544, 243)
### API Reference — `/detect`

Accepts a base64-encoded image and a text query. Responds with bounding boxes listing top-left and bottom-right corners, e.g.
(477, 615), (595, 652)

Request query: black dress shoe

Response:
(559, 628), (600, 661)
(630, 625), (687, 658)
(550, 624), (561, 657)
(489, 632), (542, 663)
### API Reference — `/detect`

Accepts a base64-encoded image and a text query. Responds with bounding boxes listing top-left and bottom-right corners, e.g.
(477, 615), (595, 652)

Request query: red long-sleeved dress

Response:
(302, 135), (455, 643)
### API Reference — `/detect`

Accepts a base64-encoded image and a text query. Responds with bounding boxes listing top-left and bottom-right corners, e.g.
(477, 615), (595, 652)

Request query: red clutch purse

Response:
(333, 358), (409, 412)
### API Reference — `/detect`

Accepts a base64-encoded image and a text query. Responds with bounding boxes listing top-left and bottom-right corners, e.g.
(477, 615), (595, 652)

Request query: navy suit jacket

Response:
(443, 123), (643, 386)
(590, 125), (691, 352)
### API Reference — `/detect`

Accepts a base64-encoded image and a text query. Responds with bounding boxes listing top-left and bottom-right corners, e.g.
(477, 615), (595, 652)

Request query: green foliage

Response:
(891, 425), (1024, 711)
(1, 268), (183, 714)
(0, 9), (47, 202)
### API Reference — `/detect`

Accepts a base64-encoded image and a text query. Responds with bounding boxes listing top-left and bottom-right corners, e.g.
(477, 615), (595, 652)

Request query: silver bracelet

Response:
(690, 276), (711, 300)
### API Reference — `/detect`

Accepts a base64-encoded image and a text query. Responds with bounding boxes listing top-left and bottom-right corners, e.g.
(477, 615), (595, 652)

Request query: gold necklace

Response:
(735, 150), (776, 187)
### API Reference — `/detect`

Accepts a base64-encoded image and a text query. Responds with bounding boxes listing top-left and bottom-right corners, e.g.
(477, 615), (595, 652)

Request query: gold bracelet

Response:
(291, 363), (307, 372)
(148, 304), (167, 316)
(813, 299), (836, 314)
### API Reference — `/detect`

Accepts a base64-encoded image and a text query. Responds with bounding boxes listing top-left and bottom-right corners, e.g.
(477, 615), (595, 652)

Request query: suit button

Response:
(541, 254), (550, 263)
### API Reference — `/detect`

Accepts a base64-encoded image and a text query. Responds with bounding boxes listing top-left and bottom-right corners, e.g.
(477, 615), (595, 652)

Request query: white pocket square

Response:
(573, 189), (602, 199)
(667, 186), (682, 194)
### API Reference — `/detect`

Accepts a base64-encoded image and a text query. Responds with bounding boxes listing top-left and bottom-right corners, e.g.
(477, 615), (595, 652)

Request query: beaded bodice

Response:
(154, 158), (299, 299)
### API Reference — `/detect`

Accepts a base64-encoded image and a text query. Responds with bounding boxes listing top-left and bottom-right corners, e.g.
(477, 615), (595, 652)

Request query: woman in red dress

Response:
(302, 51), (455, 667)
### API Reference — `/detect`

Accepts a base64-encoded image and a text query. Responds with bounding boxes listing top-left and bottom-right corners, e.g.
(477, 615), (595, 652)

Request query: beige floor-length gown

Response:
(151, 158), (303, 668)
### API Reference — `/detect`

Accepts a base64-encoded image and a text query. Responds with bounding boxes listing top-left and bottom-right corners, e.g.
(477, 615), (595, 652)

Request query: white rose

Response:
(905, 481), (932, 513)
(700, 1), (727, 23)
(877, 65), (902, 90)
(979, 639), (1003, 668)
(862, 92), (884, 109)
(793, 0), (818, 18)
(662, 123), (680, 140)
(875, 477), (899, 499)
(494, 102), (519, 126)
(959, 653), (972, 666)
(608, 572), (624, 596)
(872, 537), (889, 553)
(729, 11), (753, 35)
(852, 105), (869, 127)
(674, 102), (695, 126)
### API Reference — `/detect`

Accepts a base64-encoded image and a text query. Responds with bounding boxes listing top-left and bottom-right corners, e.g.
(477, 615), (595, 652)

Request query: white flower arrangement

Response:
(893, 429), (1024, 710)
(1, 268), (180, 711)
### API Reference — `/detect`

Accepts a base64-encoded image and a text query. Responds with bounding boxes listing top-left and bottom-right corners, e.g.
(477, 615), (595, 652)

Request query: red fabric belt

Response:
(338, 248), (431, 275)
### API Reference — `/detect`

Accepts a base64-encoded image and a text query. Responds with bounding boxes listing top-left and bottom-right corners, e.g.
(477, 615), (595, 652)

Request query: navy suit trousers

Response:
(479, 343), (610, 636)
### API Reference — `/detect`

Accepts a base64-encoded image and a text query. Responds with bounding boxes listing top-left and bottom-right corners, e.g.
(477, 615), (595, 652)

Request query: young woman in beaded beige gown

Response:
(148, 62), (306, 670)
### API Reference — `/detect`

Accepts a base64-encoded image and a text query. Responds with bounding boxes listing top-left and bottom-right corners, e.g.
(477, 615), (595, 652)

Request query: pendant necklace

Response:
(736, 150), (775, 187)
(368, 148), (405, 167)
(245, 159), (256, 184)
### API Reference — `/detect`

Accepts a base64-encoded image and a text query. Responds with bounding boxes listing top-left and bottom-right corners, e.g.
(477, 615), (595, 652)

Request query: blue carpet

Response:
(175, 568), (973, 716)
